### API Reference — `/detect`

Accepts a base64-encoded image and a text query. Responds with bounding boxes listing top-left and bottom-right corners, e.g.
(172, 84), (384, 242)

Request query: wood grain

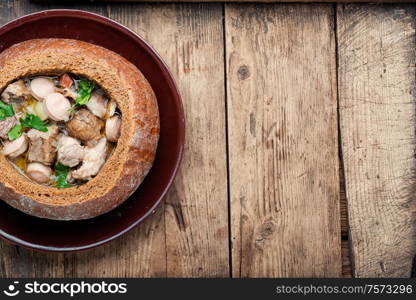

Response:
(0, 1), (229, 277)
(337, 3), (416, 277)
(110, 3), (230, 277)
(226, 4), (342, 277)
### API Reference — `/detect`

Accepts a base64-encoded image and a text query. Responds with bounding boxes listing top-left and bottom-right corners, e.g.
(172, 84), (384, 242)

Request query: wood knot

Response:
(260, 221), (276, 238)
(237, 65), (250, 80)
(241, 214), (249, 222)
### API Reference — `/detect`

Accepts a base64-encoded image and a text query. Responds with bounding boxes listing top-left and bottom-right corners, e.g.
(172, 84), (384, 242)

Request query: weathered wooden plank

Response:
(110, 4), (229, 277)
(337, 3), (416, 277)
(0, 1), (229, 278)
(64, 208), (167, 277)
(226, 4), (342, 277)
(107, 3), (229, 278)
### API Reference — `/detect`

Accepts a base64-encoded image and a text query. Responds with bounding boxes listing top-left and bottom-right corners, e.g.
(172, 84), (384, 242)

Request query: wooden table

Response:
(0, 0), (415, 278)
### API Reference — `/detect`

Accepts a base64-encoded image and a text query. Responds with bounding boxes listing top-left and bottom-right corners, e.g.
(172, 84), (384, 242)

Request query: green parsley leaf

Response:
(19, 114), (48, 132)
(7, 123), (23, 141)
(0, 101), (15, 121)
(73, 79), (95, 108)
(55, 162), (70, 189)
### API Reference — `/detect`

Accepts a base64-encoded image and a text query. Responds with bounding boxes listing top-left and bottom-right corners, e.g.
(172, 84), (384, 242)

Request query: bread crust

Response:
(0, 39), (160, 220)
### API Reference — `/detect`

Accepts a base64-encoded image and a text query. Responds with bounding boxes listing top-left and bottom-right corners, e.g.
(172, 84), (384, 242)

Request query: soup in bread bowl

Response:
(0, 39), (160, 220)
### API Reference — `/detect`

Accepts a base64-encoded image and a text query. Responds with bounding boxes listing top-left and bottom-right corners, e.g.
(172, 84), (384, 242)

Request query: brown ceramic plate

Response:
(0, 10), (184, 251)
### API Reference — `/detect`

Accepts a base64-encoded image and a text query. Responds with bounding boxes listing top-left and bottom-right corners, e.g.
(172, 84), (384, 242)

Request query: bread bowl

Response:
(0, 38), (160, 220)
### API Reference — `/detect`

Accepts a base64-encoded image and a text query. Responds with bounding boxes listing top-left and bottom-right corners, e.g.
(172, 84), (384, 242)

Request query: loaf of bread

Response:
(0, 39), (160, 220)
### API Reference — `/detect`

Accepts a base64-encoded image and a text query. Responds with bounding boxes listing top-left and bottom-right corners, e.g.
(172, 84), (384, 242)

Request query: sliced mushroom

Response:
(30, 77), (56, 100)
(105, 116), (121, 142)
(26, 162), (52, 183)
(1, 135), (28, 158)
(44, 93), (71, 121)
(86, 91), (108, 118)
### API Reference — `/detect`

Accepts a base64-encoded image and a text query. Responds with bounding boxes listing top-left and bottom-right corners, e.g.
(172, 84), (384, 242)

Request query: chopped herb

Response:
(0, 101), (15, 120)
(73, 79), (95, 108)
(19, 114), (48, 132)
(7, 123), (23, 141)
(55, 162), (70, 189)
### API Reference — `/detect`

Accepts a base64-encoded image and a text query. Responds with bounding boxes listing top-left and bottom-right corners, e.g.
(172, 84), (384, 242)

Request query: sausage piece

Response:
(44, 93), (71, 121)
(106, 100), (117, 118)
(30, 77), (56, 100)
(105, 116), (121, 142)
(26, 162), (52, 183)
(1, 135), (28, 158)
